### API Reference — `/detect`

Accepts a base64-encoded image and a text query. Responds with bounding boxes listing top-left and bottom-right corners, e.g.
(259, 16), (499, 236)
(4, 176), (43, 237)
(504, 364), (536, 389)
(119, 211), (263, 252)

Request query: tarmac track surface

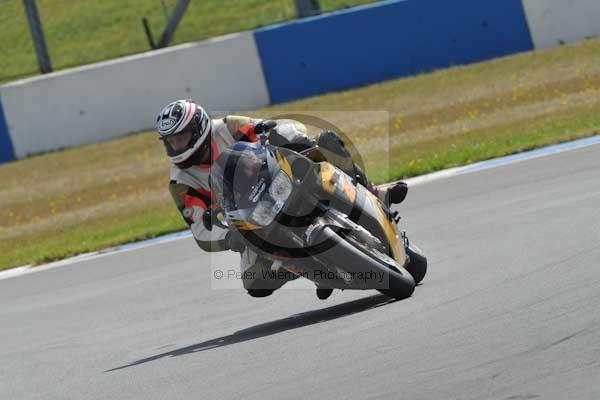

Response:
(1, 143), (600, 399)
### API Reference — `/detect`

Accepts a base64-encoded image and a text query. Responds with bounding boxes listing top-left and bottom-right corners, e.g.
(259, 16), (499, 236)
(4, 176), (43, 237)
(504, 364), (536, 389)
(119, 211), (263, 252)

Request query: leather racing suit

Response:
(169, 115), (380, 295)
(169, 116), (313, 294)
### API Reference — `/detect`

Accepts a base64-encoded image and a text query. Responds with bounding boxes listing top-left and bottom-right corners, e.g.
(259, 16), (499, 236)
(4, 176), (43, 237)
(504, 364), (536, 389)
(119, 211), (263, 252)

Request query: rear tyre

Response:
(405, 243), (427, 285)
(372, 253), (415, 300)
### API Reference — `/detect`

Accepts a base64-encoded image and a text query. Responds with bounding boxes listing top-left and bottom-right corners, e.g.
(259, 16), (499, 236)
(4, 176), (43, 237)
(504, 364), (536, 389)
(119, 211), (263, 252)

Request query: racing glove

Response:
(183, 205), (205, 225)
(254, 120), (277, 135)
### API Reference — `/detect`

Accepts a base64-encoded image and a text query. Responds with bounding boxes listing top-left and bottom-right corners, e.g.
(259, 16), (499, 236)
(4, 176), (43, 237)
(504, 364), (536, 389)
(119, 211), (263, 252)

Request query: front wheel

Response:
(311, 227), (415, 300)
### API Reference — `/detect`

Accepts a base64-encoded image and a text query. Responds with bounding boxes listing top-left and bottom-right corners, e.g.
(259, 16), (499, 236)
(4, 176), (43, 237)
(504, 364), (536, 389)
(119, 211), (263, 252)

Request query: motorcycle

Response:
(210, 138), (427, 300)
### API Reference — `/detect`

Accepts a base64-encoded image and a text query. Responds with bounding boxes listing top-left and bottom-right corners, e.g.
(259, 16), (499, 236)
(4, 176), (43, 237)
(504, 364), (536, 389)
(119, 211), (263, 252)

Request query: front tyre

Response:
(312, 227), (416, 300)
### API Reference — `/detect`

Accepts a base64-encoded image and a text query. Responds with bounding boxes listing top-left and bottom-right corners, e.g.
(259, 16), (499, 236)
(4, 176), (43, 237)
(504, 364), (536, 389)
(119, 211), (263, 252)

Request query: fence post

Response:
(156, 0), (191, 49)
(295, 0), (321, 18)
(142, 17), (157, 49)
(23, 0), (52, 74)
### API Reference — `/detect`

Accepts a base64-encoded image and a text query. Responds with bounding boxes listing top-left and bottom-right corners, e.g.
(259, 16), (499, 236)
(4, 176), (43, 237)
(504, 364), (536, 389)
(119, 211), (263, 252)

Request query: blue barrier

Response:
(255, 0), (534, 103)
(0, 97), (15, 163)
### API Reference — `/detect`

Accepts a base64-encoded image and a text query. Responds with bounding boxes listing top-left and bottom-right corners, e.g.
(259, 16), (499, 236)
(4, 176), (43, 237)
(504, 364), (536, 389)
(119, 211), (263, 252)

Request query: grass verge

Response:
(1, 38), (599, 270)
(0, 0), (375, 83)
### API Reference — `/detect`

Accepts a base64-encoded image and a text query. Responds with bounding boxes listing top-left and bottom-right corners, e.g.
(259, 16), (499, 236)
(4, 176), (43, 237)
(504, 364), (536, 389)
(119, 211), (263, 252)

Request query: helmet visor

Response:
(163, 128), (194, 157)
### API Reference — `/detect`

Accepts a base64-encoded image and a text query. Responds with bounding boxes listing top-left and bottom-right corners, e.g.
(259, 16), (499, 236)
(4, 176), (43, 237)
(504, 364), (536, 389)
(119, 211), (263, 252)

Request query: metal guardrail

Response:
(143, 0), (191, 49)
(23, 0), (52, 74)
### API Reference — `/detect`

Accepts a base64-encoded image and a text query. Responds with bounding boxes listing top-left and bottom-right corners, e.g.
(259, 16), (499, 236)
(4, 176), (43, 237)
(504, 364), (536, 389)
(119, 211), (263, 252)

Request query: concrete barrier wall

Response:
(1, 0), (599, 164)
(522, 0), (600, 49)
(0, 31), (270, 160)
(254, 0), (534, 103)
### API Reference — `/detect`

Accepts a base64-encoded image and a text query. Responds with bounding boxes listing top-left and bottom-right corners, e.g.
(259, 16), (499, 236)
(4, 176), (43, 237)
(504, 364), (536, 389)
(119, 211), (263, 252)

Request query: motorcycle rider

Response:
(156, 99), (408, 299)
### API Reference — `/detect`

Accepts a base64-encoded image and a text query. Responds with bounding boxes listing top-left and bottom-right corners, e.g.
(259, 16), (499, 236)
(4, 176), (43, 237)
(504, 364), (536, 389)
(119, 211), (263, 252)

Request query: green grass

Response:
(0, 201), (185, 268)
(0, 0), (376, 83)
(1, 37), (600, 270)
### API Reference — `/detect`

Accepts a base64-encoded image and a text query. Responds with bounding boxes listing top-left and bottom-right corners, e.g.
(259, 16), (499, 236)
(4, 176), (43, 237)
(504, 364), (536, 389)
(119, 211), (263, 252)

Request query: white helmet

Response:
(156, 99), (211, 165)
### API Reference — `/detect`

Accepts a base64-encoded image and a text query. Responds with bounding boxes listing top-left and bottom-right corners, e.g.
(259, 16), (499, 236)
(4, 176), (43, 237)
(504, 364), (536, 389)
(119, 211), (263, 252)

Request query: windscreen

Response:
(211, 142), (274, 215)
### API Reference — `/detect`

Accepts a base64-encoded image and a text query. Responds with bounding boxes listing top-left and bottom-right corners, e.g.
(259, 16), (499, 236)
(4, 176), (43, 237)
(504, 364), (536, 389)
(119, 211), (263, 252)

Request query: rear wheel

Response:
(405, 243), (427, 284)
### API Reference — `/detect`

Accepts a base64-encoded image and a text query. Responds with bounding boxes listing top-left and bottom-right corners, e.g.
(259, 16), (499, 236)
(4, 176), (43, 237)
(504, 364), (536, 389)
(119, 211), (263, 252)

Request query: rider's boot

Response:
(316, 287), (334, 300)
(356, 168), (408, 205)
(379, 182), (408, 205)
(247, 288), (275, 297)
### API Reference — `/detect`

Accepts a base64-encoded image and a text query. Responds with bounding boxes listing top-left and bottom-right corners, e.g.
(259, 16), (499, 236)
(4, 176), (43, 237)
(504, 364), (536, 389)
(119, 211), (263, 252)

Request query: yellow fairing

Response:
(320, 162), (406, 265)
(378, 206), (406, 263)
(232, 220), (262, 231)
(274, 149), (293, 178)
(320, 162), (337, 194)
(318, 162), (357, 203)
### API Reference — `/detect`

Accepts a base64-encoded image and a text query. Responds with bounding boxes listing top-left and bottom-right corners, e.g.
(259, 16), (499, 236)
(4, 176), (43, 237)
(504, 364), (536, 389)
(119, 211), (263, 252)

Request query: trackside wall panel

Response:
(254, 0), (533, 103)
(522, 0), (600, 49)
(0, 32), (269, 159)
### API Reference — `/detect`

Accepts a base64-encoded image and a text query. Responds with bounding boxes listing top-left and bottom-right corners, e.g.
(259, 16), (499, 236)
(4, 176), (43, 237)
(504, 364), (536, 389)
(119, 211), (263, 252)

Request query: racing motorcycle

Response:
(211, 138), (427, 300)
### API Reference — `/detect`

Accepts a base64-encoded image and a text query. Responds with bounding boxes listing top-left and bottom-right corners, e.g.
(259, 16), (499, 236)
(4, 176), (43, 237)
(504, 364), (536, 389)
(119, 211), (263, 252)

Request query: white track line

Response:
(388, 134), (600, 188)
(1, 134), (599, 281)
(0, 231), (193, 281)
